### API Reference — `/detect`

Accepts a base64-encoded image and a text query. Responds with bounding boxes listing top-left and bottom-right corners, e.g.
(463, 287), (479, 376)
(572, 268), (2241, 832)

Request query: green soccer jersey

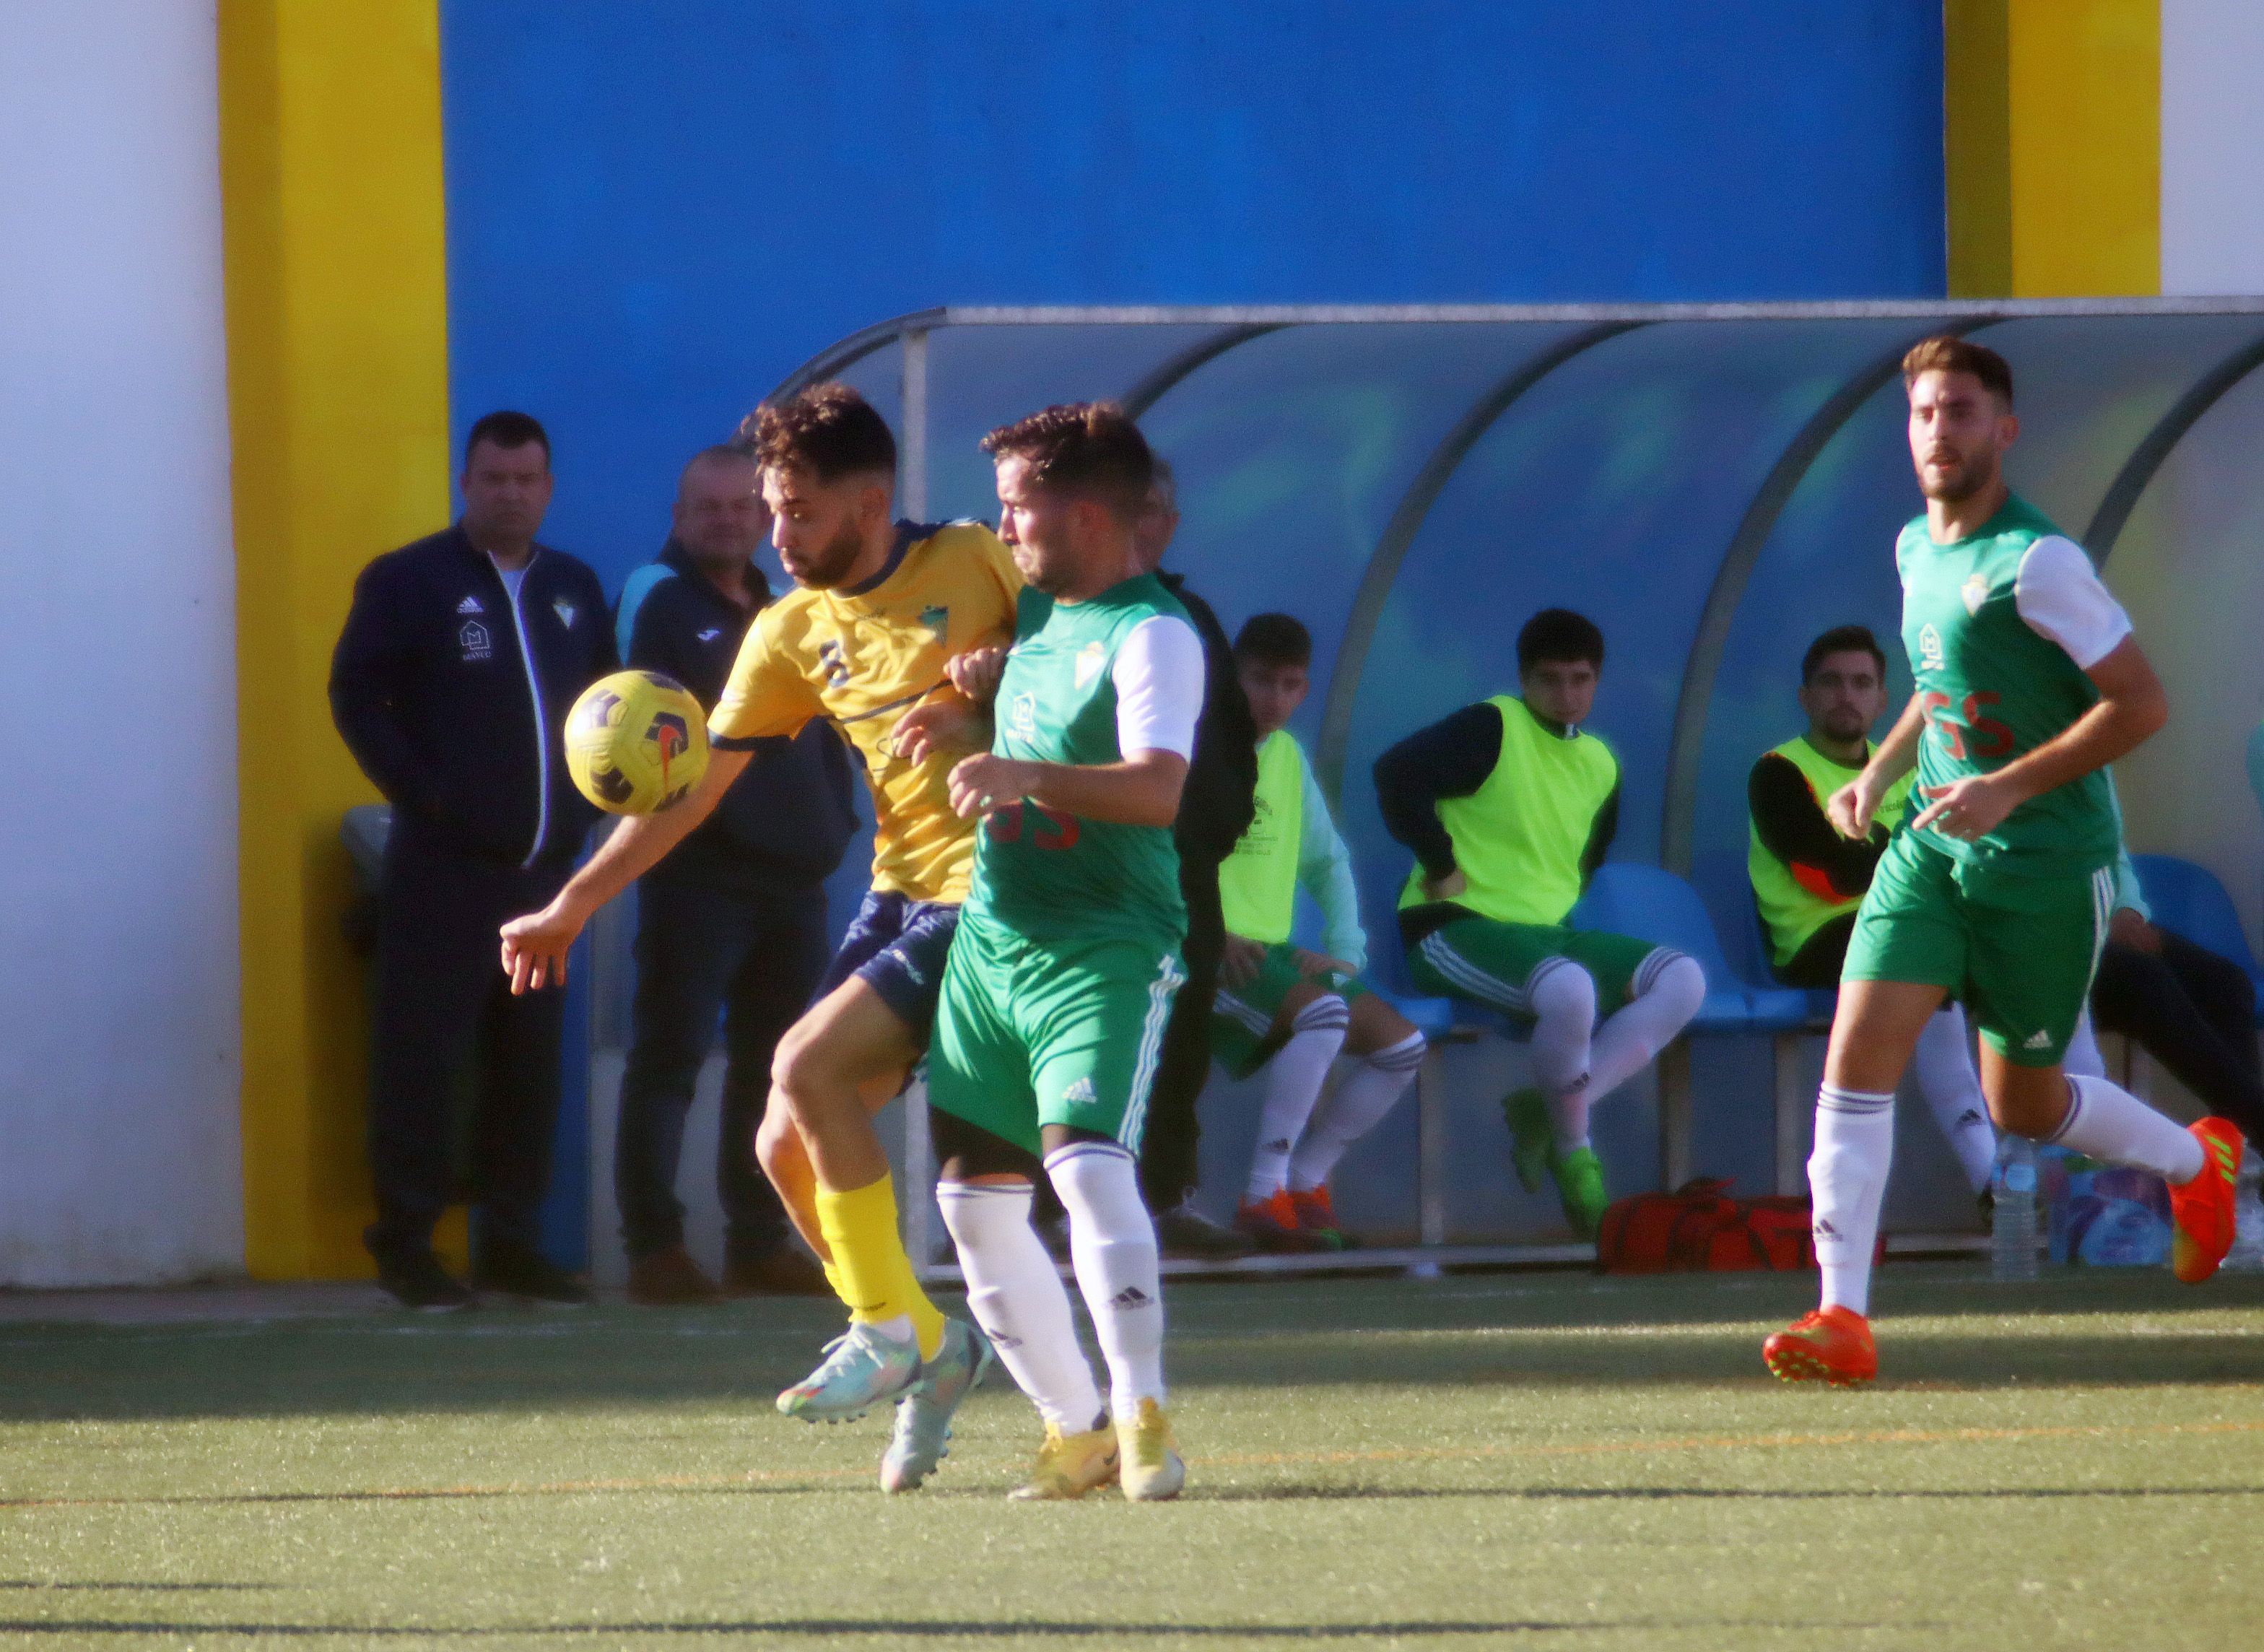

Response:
(965, 573), (1196, 951)
(1894, 493), (2128, 878)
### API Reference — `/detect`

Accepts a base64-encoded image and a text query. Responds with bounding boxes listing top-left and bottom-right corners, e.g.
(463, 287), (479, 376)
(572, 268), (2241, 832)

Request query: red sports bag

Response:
(1595, 1178), (1819, 1274)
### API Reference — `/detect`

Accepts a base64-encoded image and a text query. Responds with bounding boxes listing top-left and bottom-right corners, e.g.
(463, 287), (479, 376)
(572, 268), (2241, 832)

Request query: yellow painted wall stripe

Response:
(1945, 0), (2013, 297)
(219, 0), (455, 1278)
(1949, 0), (2161, 297)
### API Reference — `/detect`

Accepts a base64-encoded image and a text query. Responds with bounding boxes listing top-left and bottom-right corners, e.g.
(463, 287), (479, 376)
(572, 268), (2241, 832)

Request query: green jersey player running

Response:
(894, 402), (1202, 1501)
(1764, 336), (2242, 1387)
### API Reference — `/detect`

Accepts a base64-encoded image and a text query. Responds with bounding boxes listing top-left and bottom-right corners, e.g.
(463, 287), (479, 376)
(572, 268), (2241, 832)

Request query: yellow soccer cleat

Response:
(1115, 1399), (1186, 1502)
(1008, 1422), (1120, 1502)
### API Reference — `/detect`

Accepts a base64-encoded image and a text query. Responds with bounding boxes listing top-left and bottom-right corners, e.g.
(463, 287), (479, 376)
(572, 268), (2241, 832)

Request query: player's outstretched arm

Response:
(947, 749), (1188, 828)
(498, 744), (752, 993)
(1829, 695), (1928, 839)
(1910, 637), (2166, 840)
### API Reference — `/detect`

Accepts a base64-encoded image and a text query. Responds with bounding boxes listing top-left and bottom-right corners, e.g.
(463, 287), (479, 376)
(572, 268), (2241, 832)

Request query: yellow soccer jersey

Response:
(711, 521), (1020, 903)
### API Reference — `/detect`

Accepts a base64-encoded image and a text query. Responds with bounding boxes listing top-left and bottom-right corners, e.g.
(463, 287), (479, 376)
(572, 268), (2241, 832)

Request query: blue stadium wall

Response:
(440, 0), (1948, 583)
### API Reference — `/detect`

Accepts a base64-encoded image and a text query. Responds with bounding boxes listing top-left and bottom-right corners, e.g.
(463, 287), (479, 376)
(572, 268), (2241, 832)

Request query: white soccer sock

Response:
(2061, 1010), (2107, 1079)
(1245, 996), (1350, 1200)
(936, 1181), (1103, 1432)
(1912, 1005), (1996, 1194)
(1288, 1031), (1427, 1191)
(1585, 952), (1707, 1103)
(2047, 1074), (2206, 1185)
(1047, 1142), (1167, 1422)
(1526, 962), (1598, 1151)
(1810, 1084), (1895, 1318)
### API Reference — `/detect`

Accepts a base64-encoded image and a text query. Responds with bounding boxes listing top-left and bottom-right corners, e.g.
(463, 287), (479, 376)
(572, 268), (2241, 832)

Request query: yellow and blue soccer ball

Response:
(565, 670), (709, 815)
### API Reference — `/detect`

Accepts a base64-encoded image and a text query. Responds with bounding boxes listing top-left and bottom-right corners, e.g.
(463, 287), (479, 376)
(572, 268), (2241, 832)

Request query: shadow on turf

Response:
(0, 1583), (271, 1591)
(4, 1267), (2262, 1422)
(0, 1617), (1918, 1639)
(1198, 1482), (2264, 1503)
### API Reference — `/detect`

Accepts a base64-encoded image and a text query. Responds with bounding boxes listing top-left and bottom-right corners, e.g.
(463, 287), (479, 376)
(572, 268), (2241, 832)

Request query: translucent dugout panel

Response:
(1136, 321), (1596, 709)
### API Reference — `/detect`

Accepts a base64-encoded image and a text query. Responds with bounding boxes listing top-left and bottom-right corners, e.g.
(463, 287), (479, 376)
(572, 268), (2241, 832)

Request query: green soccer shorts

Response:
(1407, 914), (1674, 1022)
(1843, 830), (2111, 1066)
(1211, 941), (1370, 1080)
(926, 913), (1186, 1155)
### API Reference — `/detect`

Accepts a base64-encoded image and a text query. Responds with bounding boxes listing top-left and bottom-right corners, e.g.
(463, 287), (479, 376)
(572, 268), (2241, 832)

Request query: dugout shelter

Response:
(581, 300), (2264, 1274)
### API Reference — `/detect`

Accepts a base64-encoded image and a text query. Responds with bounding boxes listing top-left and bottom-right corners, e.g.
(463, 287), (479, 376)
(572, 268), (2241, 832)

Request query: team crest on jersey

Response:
(458, 620), (492, 661)
(1918, 622), (1944, 672)
(1074, 640), (1108, 689)
(1009, 692), (1037, 740)
(1961, 573), (1990, 616)
(554, 599), (577, 628)
(919, 604), (949, 638)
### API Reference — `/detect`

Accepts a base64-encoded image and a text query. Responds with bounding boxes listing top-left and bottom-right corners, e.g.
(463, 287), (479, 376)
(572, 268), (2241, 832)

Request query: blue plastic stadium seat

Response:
(1566, 864), (1814, 1034)
(1748, 908), (1840, 1031)
(1380, 994), (1460, 1043)
(2128, 853), (2264, 1015)
(1793, 988), (1839, 1028)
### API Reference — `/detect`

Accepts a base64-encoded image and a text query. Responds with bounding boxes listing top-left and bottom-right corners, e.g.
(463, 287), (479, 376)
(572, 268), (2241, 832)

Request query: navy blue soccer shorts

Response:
(811, 890), (962, 1045)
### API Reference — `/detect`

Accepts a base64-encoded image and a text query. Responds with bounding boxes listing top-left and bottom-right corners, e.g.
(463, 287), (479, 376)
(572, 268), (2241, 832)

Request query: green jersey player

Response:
(1764, 336), (2242, 1387)
(894, 402), (1201, 1501)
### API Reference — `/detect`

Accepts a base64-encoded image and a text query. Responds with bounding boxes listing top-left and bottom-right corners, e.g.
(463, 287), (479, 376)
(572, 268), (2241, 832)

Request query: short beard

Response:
(1920, 451), (1995, 504)
(792, 518), (868, 589)
(1819, 711), (1871, 744)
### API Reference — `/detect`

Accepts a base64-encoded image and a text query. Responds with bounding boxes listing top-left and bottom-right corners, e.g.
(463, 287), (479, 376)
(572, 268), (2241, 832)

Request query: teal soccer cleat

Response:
(775, 1323), (922, 1424)
(880, 1317), (996, 1492)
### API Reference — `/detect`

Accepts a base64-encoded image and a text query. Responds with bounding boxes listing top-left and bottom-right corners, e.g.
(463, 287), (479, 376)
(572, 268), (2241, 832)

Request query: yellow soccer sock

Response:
(814, 1173), (946, 1361)
(819, 1257), (847, 1310)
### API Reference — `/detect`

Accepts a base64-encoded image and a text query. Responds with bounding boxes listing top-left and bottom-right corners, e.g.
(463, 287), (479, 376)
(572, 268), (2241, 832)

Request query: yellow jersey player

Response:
(502, 384), (1019, 1490)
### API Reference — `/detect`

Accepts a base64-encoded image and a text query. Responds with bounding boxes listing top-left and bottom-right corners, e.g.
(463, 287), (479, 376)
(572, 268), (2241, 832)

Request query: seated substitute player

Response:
(1215, 614), (1427, 1251)
(2063, 844), (2264, 1152)
(1375, 610), (1704, 1238)
(1764, 336), (2241, 1386)
(1749, 623), (1998, 1202)
(500, 384), (1015, 1490)
(894, 403), (1202, 1503)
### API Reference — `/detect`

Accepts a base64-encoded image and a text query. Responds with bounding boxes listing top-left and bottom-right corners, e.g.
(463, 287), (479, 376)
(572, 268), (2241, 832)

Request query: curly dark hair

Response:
(981, 401), (1155, 522)
(742, 383), (897, 482)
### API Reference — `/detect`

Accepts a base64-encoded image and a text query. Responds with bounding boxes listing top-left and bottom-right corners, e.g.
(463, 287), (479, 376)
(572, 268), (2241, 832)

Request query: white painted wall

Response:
(2161, 0), (2264, 296)
(0, 3), (244, 1282)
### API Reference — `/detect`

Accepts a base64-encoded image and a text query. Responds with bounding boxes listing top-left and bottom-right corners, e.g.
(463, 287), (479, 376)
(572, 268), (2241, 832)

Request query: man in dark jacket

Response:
(330, 411), (614, 1309)
(1132, 460), (1261, 1257)
(611, 447), (858, 1303)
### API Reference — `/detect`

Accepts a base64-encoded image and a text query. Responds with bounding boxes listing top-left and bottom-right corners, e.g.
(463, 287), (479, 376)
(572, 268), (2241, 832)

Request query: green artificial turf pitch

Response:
(1, 1264), (2261, 1649)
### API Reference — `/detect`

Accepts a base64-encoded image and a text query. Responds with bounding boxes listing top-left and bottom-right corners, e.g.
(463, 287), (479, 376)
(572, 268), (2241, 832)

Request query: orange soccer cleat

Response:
(2169, 1118), (2244, 1284)
(1762, 1305), (1877, 1386)
(1287, 1185), (1344, 1246)
(1235, 1188), (1334, 1253)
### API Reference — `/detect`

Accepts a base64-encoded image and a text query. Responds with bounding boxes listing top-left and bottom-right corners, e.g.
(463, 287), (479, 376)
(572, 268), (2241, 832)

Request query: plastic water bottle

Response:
(1992, 1136), (2039, 1282)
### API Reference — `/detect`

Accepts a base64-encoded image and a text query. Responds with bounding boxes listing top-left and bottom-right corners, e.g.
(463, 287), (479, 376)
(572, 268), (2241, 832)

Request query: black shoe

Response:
(373, 1246), (474, 1313)
(1153, 1201), (1258, 1261)
(472, 1242), (591, 1305)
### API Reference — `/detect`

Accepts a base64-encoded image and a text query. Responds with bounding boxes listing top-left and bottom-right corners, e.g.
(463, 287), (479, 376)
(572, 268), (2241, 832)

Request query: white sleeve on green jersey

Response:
(1293, 755), (1367, 971)
(1112, 614), (1204, 760)
(2013, 536), (2133, 669)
